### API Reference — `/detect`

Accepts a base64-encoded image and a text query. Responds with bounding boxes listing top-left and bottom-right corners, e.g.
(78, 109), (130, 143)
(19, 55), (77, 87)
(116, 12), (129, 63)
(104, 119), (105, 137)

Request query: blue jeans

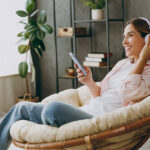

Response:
(0, 101), (92, 150)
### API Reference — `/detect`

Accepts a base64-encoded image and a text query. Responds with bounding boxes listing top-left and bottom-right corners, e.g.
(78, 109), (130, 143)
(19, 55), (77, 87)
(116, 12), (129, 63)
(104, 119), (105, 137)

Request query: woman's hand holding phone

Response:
(74, 64), (101, 98)
(74, 64), (94, 86)
(69, 52), (100, 96)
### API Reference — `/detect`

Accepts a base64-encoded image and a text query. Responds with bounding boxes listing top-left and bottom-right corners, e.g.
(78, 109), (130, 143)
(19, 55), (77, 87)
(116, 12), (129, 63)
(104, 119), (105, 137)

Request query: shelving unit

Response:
(53, 0), (124, 92)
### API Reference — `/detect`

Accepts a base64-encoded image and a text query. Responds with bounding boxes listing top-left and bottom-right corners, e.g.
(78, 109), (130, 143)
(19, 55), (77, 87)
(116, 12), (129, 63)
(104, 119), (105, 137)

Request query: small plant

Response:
(82, 0), (107, 9)
(16, 0), (53, 94)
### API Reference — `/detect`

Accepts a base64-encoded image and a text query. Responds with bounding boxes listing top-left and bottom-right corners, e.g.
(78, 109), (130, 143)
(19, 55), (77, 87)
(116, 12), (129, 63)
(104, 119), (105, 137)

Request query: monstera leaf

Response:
(25, 0), (35, 14)
(37, 10), (47, 24)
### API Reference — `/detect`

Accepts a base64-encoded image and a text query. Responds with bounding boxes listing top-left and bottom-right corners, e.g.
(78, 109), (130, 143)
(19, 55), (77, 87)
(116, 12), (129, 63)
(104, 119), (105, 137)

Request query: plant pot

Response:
(17, 93), (39, 102)
(91, 9), (104, 20)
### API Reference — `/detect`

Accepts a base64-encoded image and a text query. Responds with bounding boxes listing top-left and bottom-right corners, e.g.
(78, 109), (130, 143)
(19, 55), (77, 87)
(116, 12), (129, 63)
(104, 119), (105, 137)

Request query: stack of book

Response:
(83, 52), (112, 67)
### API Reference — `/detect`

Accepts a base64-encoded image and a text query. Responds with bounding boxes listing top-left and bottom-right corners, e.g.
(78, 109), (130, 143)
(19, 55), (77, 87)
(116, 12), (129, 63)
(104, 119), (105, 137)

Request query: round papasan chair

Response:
(9, 84), (150, 150)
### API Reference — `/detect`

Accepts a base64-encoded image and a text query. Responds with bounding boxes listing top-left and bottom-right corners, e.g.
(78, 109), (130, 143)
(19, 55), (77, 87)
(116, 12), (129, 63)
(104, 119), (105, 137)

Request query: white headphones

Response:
(140, 17), (150, 43)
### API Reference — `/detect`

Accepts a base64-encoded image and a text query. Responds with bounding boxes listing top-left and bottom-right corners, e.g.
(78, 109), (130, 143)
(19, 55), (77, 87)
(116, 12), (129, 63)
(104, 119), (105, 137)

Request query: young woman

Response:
(1, 17), (150, 150)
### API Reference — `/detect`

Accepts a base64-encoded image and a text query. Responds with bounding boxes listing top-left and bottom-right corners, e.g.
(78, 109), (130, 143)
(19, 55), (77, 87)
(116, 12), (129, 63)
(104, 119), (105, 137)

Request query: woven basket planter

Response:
(17, 93), (39, 102)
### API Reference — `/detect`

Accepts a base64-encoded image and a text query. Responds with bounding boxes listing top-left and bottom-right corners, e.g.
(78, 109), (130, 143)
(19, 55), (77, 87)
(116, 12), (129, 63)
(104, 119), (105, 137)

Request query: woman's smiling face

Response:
(123, 24), (145, 61)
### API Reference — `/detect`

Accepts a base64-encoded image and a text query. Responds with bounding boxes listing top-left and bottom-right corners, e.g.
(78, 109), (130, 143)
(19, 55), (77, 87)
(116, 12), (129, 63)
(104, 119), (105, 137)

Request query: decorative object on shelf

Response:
(75, 27), (87, 36)
(83, 61), (107, 67)
(81, 0), (110, 20)
(83, 52), (112, 67)
(58, 27), (73, 36)
(16, 0), (53, 101)
(58, 27), (87, 37)
(85, 56), (107, 62)
(66, 67), (76, 76)
(91, 9), (104, 20)
(88, 52), (112, 58)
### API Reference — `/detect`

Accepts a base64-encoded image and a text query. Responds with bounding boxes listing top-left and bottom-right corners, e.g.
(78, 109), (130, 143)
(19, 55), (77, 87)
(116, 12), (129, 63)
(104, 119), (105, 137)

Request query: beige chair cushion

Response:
(42, 85), (92, 107)
(10, 95), (150, 144)
(42, 89), (80, 107)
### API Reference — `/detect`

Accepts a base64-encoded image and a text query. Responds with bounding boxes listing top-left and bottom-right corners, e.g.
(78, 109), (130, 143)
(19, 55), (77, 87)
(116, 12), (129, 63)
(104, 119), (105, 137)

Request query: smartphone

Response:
(69, 52), (87, 76)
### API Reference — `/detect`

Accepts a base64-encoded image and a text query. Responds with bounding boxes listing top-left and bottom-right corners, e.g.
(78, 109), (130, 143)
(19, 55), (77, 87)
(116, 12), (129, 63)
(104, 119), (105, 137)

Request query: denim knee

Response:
(41, 101), (61, 127)
(15, 101), (30, 119)
(15, 101), (27, 111)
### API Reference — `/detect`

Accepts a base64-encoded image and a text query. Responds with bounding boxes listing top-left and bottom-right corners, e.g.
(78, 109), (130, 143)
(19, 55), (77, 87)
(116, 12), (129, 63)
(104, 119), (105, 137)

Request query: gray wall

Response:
(37, 0), (150, 99)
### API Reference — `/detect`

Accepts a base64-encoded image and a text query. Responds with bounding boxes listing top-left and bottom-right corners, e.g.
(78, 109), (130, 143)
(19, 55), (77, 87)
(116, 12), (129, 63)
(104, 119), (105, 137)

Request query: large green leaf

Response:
(26, 25), (38, 33)
(30, 9), (39, 17)
(31, 40), (45, 51)
(37, 10), (46, 24)
(24, 24), (31, 30)
(37, 30), (45, 40)
(19, 62), (28, 78)
(29, 33), (36, 41)
(16, 10), (28, 17)
(34, 47), (42, 59)
(24, 32), (30, 39)
(25, 0), (35, 14)
(40, 24), (53, 33)
(38, 40), (45, 51)
(28, 18), (36, 25)
(17, 32), (24, 37)
(18, 44), (29, 54)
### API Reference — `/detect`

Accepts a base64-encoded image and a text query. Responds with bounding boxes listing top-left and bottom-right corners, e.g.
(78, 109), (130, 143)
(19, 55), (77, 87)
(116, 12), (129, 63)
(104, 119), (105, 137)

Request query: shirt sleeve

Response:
(120, 73), (150, 102)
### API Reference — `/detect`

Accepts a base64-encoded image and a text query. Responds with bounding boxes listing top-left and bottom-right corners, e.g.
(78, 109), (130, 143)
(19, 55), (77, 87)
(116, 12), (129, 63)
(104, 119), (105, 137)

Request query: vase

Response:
(91, 9), (104, 20)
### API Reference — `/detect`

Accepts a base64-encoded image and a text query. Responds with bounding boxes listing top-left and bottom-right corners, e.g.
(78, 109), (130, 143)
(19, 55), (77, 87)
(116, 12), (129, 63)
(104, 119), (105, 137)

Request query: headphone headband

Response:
(140, 17), (150, 29)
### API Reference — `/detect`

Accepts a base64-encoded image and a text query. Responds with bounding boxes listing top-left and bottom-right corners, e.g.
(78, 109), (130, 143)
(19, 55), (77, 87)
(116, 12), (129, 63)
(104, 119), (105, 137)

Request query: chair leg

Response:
(85, 136), (94, 150)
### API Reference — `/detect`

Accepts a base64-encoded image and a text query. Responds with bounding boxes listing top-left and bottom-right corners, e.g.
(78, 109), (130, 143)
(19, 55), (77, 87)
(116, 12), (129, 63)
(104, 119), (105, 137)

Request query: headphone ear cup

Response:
(145, 34), (150, 43)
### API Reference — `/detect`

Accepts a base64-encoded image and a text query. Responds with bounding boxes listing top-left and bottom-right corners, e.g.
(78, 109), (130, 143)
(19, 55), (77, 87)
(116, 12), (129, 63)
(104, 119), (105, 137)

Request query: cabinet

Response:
(53, 0), (125, 92)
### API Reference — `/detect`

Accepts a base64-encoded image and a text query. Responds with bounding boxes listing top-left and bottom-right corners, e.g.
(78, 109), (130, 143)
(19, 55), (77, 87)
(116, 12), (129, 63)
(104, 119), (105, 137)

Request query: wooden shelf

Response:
(74, 19), (106, 23)
(59, 75), (77, 79)
(57, 35), (91, 38)
(74, 18), (124, 23)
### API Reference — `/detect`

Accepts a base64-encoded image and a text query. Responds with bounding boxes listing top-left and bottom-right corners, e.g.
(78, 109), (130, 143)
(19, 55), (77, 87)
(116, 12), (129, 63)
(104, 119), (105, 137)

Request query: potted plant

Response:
(16, 0), (53, 102)
(82, 0), (109, 20)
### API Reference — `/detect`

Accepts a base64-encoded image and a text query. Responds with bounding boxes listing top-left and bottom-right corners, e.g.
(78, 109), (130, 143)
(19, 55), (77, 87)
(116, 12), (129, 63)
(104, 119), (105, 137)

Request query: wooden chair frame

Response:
(12, 115), (150, 150)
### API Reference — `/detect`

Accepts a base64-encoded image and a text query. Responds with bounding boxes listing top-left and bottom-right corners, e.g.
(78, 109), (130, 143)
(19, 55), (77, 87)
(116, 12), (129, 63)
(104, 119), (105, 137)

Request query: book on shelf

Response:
(88, 52), (112, 58)
(83, 61), (107, 67)
(85, 56), (106, 62)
